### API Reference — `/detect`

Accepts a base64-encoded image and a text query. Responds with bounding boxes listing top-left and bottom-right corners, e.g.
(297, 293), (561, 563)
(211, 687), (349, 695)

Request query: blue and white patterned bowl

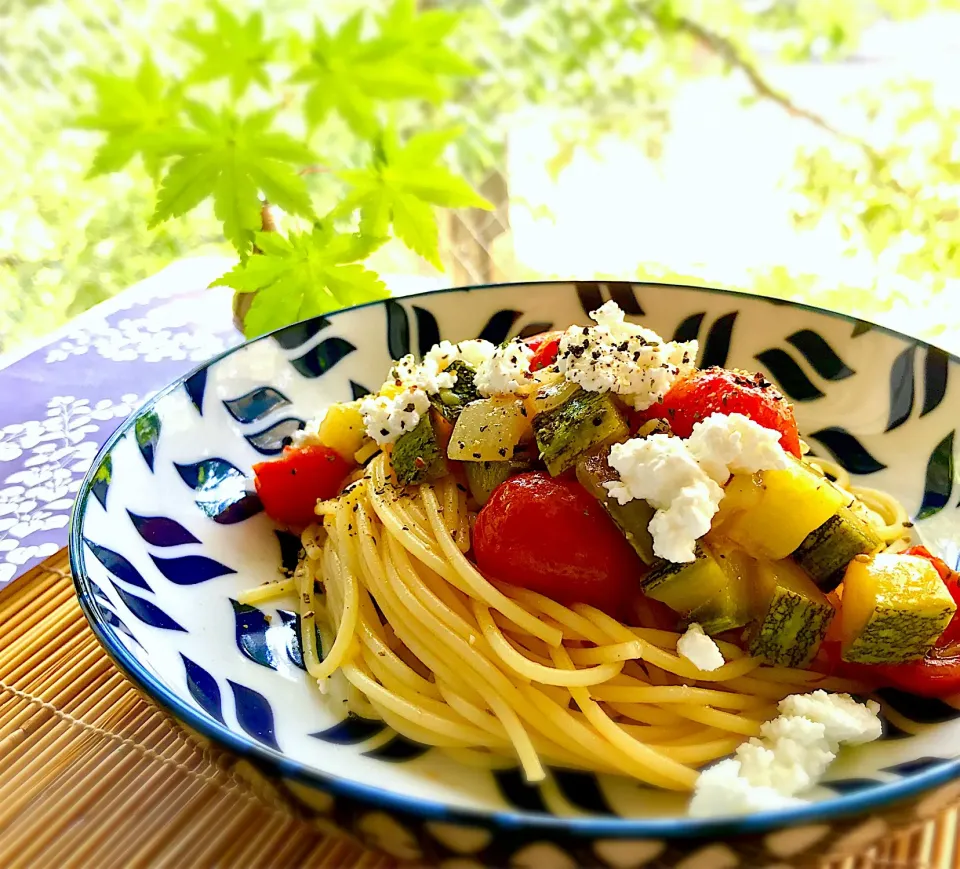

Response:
(70, 282), (960, 868)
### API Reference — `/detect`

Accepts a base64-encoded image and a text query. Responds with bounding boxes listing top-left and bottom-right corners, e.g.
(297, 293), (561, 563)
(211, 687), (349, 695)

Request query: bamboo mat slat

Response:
(0, 552), (956, 868)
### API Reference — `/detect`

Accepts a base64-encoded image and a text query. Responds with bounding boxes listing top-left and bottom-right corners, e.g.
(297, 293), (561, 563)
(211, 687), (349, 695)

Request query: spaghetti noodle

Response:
(241, 452), (904, 789)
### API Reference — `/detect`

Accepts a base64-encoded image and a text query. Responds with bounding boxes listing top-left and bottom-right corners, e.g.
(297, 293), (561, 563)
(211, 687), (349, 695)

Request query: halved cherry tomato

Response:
(635, 367), (801, 457)
(472, 472), (645, 615)
(253, 444), (353, 528)
(818, 640), (960, 699)
(524, 330), (563, 372)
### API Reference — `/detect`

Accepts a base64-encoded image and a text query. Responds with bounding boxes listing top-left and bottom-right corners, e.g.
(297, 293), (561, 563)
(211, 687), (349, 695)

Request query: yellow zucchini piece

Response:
(525, 377), (579, 420)
(720, 458), (848, 560)
(318, 401), (366, 461)
(641, 539), (754, 635)
(448, 397), (530, 462)
(748, 557), (835, 667)
(840, 553), (957, 664)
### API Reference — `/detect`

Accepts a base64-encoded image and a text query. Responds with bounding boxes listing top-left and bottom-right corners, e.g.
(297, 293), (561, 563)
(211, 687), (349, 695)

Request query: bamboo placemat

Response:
(0, 552), (956, 869)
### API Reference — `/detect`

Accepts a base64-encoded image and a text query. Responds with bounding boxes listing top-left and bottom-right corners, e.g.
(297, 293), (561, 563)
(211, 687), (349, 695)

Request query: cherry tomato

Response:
(635, 367), (801, 457)
(472, 472), (645, 615)
(818, 639), (960, 699)
(253, 444), (353, 528)
(524, 330), (563, 371)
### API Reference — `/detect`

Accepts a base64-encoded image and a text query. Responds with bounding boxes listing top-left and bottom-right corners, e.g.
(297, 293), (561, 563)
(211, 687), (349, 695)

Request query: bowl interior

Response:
(71, 281), (960, 831)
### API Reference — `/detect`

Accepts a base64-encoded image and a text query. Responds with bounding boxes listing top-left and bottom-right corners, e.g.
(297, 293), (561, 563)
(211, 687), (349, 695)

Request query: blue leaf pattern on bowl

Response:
(363, 735), (431, 762)
(228, 680), (280, 750)
(922, 345), (949, 417)
(809, 427), (887, 474)
(350, 380), (372, 401)
(918, 431), (954, 519)
(277, 609), (321, 671)
(91, 454), (112, 510)
(245, 418), (305, 455)
(786, 329), (856, 381)
(184, 368), (207, 415)
(518, 321), (553, 339)
(289, 337), (356, 379)
(110, 581), (186, 632)
(272, 318), (329, 350)
(310, 714), (387, 745)
(274, 531), (303, 573)
(182, 653), (225, 724)
(127, 511), (200, 547)
(755, 348), (826, 401)
(493, 769), (550, 813)
(223, 386), (292, 423)
(230, 599), (276, 669)
(385, 299), (410, 360)
(478, 309), (522, 345)
(134, 409), (162, 472)
(85, 539), (152, 591)
(553, 771), (616, 815)
(673, 311), (706, 343)
(174, 458), (263, 524)
(886, 345), (916, 432)
(150, 553), (236, 585)
(412, 306), (441, 357)
(699, 311), (737, 369)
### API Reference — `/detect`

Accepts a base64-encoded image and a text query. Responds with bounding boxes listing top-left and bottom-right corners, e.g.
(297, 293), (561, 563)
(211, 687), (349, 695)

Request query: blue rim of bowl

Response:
(70, 279), (960, 839)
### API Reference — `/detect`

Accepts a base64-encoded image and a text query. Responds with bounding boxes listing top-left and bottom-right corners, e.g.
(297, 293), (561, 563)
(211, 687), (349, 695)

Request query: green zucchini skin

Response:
(465, 461), (512, 506)
(842, 606), (956, 664)
(576, 451), (657, 565)
(747, 570), (834, 667)
(748, 591), (833, 668)
(430, 362), (482, 424)
(392, 415), (447, 486)
(533, 388), (628, 476)
(793, 506), (881, 592)
(641, 544), (753, 636)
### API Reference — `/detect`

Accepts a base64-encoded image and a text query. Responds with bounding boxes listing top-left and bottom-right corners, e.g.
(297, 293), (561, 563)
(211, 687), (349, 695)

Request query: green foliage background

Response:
(2, 0), (959, 352)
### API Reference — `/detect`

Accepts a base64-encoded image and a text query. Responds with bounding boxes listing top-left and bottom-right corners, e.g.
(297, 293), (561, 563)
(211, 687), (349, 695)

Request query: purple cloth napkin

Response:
(0, 258), (240, 589)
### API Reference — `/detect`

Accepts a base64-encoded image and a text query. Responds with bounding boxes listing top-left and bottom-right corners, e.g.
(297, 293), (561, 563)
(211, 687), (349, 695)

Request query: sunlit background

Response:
(2, 0), (959, 355)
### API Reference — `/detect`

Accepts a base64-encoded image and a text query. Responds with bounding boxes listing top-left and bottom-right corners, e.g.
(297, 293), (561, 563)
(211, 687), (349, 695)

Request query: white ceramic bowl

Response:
(71, 281), (960, 868)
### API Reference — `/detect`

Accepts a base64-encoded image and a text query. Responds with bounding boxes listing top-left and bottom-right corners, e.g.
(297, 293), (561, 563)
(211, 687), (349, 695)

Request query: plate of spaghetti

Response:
(71, 281), (960, 868)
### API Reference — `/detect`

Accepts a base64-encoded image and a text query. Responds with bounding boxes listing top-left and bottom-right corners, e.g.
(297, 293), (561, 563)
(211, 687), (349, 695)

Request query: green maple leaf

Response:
(211, 225), (389, 337)
(149, 105), (317, 256)
(74, 55), (181, 178)
(292, 0), (476, 137)
(177, 3), (279, 100)
(338, 127), (492, 268)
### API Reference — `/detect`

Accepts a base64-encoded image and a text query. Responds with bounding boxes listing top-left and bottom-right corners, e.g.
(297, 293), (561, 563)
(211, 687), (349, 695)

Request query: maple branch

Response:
(643, 8), (896, 182)
(298, 165), (332, 176)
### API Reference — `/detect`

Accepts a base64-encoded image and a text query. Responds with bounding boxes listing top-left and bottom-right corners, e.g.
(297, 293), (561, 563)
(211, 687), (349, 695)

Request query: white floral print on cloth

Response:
(0, 394), (146, 585)
(45, 298), (231, 365)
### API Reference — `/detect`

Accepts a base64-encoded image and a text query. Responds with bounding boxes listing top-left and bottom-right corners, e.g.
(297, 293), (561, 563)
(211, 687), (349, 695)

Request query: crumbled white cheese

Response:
(605, 435), (723, 562)
(360, 387), (431, 445)
(424, 339), (497, 374)
(391, 353), (456, 395)
(475, 340), (534, 396)
(676, 623), (725, 672)
(556, 300), (697, 410)
(686, 412), (790, 485)
(688, 759), (804, 817)
(603, 412), (790, 562)
(291, 418), (321, 448)
(779, 690), (883, 747)
(689, 692), (883, 818)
